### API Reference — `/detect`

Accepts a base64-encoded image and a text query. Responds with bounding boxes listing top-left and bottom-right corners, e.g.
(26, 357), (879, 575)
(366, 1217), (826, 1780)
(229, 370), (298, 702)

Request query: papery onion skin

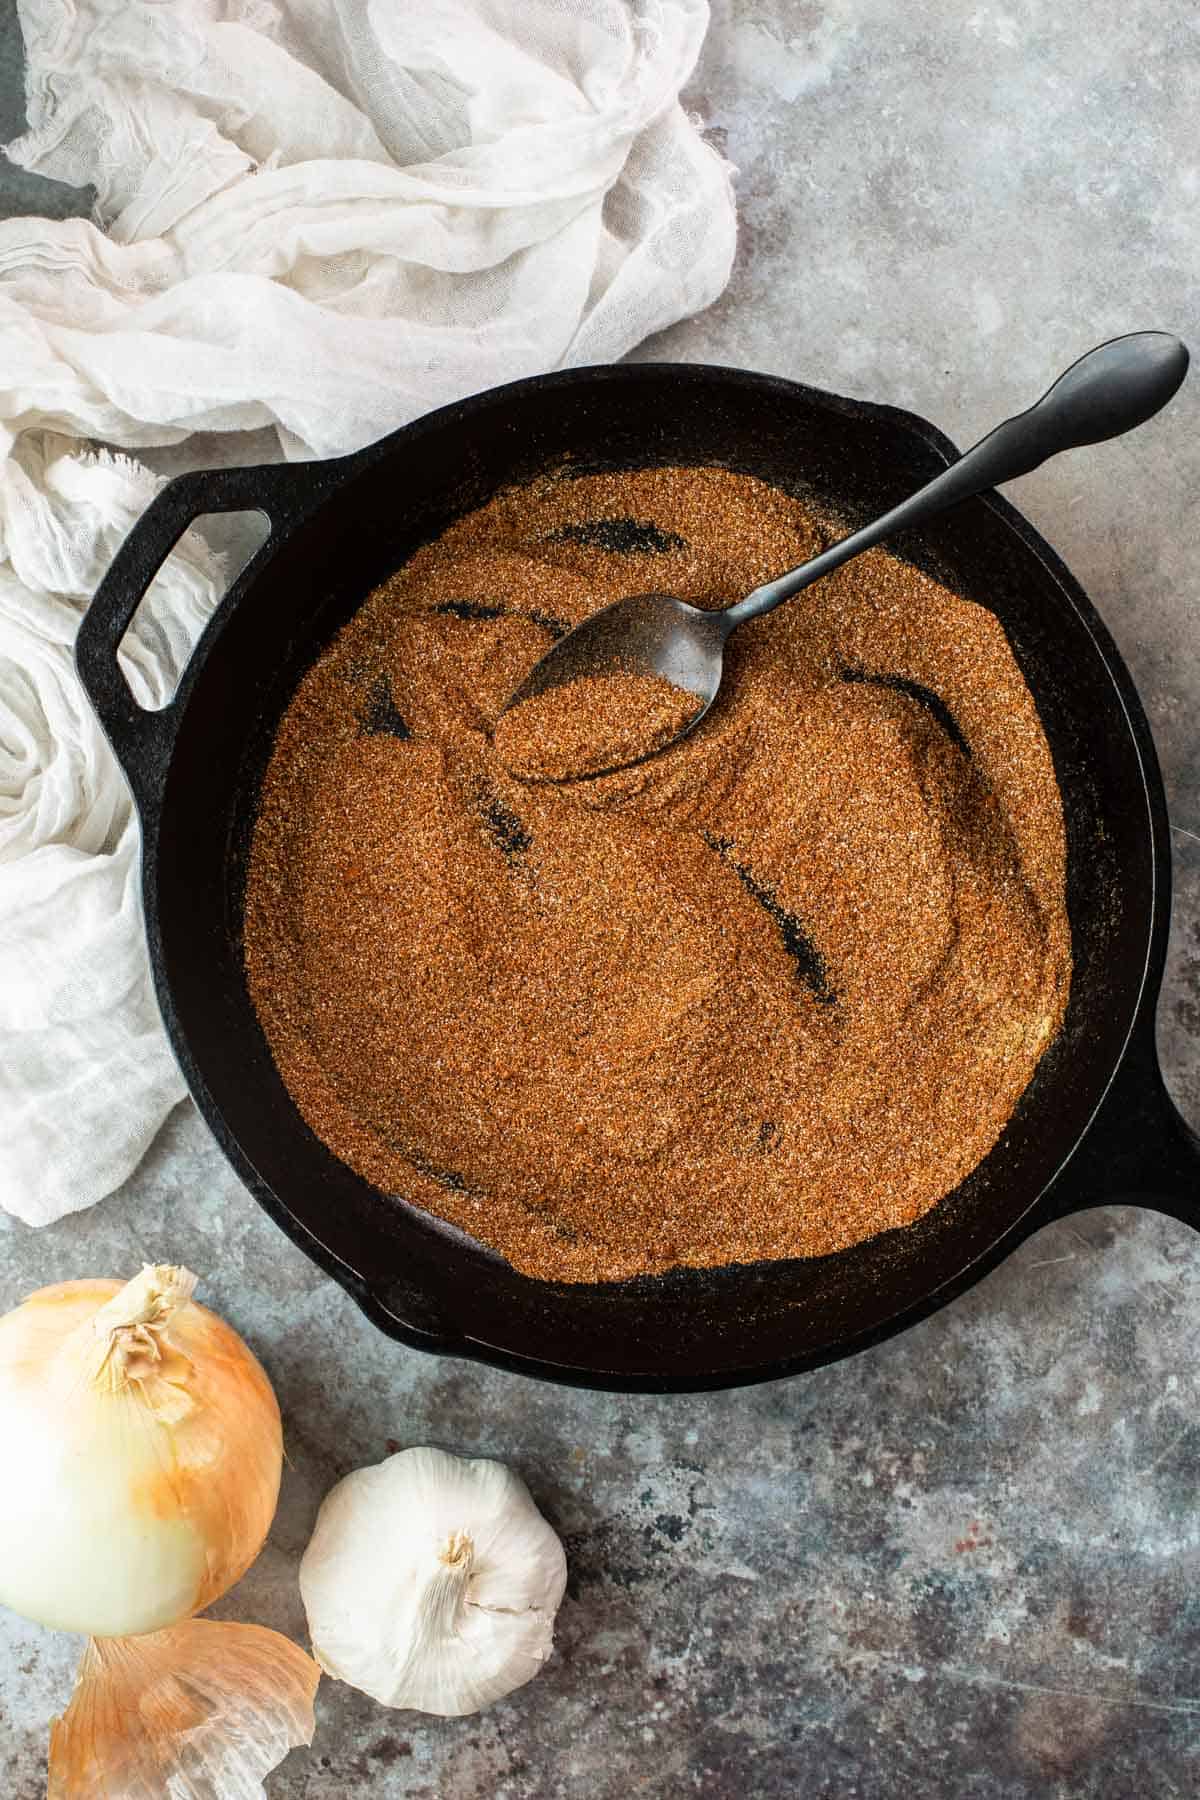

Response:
(0, 1269), (282, 1638)
(48, 1618), (320, 1800)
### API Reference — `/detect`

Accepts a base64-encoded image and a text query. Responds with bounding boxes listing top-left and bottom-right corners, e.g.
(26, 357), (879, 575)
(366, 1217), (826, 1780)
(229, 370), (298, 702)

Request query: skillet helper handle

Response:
(727, 331), (1189, 625)
(75, 462), (306, 813)
(1044, 1027), (1200, 1228)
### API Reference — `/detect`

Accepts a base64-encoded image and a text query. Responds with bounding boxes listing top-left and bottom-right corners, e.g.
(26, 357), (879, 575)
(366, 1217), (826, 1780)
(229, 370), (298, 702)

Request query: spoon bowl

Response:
(498, 591), (729, 774)
(499, 331), (1189, 779)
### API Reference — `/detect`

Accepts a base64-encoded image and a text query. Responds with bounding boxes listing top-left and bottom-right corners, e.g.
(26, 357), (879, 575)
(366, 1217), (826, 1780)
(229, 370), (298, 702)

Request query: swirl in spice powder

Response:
(243, 466), (1072, 1284)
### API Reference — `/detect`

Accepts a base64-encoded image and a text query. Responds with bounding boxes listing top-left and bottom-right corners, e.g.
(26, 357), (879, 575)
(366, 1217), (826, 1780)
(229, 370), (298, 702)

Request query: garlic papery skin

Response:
(0, 1264), (282, 1638)
(299, 1446), (568, 1716)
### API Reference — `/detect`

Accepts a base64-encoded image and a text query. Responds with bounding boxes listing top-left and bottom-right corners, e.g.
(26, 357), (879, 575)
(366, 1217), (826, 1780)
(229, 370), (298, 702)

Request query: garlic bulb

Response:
(300, 1446), (567, 1716)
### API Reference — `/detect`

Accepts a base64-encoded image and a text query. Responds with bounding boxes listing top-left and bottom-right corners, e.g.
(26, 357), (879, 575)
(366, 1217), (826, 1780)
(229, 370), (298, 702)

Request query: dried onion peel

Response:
(48, 1621), (319, 1800)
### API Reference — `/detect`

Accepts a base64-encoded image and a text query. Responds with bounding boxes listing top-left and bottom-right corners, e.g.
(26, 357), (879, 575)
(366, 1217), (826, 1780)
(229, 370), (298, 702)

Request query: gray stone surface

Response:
(2, 2), (1199, 1796)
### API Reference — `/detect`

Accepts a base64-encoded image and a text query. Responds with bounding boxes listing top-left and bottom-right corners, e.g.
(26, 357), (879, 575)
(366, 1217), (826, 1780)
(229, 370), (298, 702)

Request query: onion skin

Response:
(48, 1619), (320, 1799)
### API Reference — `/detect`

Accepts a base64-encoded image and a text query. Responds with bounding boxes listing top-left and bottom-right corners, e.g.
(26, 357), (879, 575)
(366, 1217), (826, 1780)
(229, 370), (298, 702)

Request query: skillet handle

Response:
(1042, 1026), (1200, 1228)
(75, 462), (324, 819)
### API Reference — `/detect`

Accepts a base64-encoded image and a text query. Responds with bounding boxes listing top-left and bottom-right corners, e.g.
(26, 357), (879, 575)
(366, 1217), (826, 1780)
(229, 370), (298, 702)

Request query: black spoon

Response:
(498, 332), (1189, 778)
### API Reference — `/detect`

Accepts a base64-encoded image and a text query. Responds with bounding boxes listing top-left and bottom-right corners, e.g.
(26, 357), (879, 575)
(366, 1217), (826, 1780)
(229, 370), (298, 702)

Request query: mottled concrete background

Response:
(2, 3), (1199, 1795)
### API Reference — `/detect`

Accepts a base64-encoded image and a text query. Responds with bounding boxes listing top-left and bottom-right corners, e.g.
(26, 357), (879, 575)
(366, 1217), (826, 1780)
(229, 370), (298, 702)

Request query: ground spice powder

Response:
(494, 670), (703, 781)
(243, 466), (1072, 1284)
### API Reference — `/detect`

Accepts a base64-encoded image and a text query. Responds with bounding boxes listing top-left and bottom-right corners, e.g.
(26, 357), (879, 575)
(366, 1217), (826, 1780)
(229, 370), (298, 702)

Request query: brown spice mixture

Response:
(244, 466), (1072, 1284)
(494, 670), (702, 782)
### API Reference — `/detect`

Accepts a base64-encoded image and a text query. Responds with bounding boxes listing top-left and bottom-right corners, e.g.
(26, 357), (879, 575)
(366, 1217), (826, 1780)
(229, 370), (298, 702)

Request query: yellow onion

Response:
(0, 1264), (319, 1796)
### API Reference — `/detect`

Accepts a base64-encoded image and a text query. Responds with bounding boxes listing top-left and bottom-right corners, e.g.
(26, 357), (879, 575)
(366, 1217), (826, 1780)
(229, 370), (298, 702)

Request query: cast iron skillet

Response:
(76, 365), (1200, 1393)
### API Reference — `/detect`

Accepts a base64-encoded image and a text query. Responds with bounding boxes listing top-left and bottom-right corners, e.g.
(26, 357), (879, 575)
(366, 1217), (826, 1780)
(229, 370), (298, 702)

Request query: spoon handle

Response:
(725, 331), (1188, 627)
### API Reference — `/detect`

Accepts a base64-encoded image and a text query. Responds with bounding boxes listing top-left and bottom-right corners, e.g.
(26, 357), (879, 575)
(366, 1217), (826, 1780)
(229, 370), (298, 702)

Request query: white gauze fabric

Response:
(0, 0), (736, 1226)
